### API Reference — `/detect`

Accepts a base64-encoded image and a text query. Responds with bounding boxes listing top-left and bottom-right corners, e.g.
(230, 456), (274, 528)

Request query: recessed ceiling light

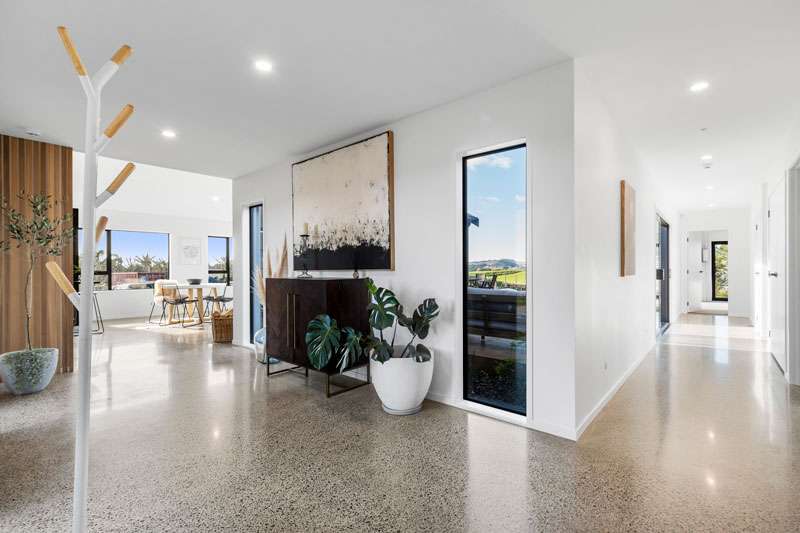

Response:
(211, 195), (219, 202)
(254, 59), (273, 72)
(705, 185), (714, 190)
(161, 130), (176, 138)
(701, 154), (713, 161)
(708, 203), (715, 208)
(690, 81), (710, 92)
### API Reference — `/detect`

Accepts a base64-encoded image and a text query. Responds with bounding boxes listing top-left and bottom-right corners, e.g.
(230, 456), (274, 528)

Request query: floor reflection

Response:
(0, 315), (798, 531)
(466, 413), (528, 530)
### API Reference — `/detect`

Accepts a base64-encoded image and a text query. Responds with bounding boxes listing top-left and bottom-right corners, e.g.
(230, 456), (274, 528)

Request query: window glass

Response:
(208, 236), (230, 283)
(76, 228), (109, 290)
(109, 231), (169, 290)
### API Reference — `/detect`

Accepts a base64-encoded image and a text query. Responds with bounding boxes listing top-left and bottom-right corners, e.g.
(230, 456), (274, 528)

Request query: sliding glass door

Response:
(463, 144), (527, 415)
(249, 204), (263, 343)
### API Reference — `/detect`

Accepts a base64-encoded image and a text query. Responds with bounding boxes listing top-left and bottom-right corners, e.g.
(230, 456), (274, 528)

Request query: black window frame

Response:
(461, 142), (528, 416)
(208, 236), (231, 283)
(249, 204), (264, 344)
(711, 240), (728, 302)
(73, 211), (170, 291)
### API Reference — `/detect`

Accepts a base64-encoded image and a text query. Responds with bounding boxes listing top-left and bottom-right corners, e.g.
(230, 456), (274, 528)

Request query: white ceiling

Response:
(505, 0), (800, 212)
(2, 1), (799, 211)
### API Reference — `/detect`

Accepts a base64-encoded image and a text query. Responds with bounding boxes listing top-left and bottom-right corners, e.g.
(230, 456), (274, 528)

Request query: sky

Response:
(208, 236), (228, 267)
(78, 230), (168, 261)
(466, 146), (526, 263)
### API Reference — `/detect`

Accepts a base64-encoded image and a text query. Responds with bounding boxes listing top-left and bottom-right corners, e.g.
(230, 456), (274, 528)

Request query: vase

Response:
(253, 327), (278, 364)
(370, 351), (434, 415)
(0, 348), (59, 395)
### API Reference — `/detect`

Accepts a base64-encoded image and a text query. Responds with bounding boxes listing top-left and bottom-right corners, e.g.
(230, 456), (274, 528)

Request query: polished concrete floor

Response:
(1, 314), (798, 531)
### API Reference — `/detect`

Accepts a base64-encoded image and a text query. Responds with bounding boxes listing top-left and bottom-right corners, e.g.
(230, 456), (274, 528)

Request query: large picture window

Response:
(208, 236), (232, 283)
(74, 222), (169, 290)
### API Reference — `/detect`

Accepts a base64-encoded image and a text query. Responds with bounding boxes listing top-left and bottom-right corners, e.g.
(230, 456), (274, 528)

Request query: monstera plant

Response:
(306, 278), (439, 415)
(305, 277), (439, 371)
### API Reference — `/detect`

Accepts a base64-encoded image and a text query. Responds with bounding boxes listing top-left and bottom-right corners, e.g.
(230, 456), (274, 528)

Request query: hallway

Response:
(1, 316), (798, 531)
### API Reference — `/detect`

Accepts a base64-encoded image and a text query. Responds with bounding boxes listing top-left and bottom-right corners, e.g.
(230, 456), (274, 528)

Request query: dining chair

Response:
(204, 283), (233, 316)
(148, 279), (174, 323)
(158, 282), (199, 327)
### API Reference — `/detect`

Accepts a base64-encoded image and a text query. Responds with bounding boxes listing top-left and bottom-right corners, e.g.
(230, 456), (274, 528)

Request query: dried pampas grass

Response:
(277, 234), (288, 278)
(252, 266), (267, 307)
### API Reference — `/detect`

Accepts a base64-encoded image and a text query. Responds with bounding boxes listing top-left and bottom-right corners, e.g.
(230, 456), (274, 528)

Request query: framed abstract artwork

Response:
(292, 131), (394, 271)
(621, 179), (636, 276)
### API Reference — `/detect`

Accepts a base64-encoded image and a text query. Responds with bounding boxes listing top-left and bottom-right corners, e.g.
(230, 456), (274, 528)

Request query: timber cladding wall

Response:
(0, 134), (74, 374)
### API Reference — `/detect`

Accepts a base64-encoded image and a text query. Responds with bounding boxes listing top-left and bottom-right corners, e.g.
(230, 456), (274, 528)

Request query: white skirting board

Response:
(575, 343), (653, 439)
(424, 389), (579, 441)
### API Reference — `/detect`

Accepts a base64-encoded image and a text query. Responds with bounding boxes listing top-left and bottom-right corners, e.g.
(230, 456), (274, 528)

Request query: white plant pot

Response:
(0, 348), (59, 395)
(370, 351), (434, 415)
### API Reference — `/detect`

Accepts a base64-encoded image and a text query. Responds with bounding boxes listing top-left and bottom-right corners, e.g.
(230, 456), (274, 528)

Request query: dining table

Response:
(167, 282), (227, 325)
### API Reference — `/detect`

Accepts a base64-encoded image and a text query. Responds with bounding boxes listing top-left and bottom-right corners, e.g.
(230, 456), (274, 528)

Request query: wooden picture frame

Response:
(621, 179), (636, 276)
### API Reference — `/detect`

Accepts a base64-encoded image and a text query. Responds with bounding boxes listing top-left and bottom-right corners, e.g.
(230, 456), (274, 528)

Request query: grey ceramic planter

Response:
(0, 348), (59, 395)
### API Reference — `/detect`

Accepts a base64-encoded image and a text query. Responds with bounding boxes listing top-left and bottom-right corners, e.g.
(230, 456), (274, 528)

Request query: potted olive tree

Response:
(0, 192), (73, 395)
(306, 278), (439, 415)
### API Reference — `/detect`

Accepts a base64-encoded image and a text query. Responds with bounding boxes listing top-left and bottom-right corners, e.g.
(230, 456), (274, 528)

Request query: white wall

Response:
(233, 61), (578, 436)
(680, 208), (752, 318)
(573, 61), (681, 437)
(74, 153), (232, 319)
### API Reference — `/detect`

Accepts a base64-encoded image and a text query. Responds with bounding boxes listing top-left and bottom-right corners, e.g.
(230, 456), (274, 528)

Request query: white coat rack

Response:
(47, 26), (137, 533)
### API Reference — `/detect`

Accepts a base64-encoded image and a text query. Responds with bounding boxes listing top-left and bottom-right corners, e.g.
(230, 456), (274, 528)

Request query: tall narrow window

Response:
(712, 241), (728, 301)
(208, 236), (231, 283)
(249, 205), (264, 343)
(463, 144), (527, 415)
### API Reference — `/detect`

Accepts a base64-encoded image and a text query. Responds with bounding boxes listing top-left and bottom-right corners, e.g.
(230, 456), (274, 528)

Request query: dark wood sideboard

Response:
(264, 278), (371, 396)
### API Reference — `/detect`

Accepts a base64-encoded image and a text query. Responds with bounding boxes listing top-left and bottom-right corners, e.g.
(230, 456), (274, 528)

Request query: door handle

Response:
(286, 293), (291, 348)
(293, 294), (297, 349)
(769, 271), (778, 278)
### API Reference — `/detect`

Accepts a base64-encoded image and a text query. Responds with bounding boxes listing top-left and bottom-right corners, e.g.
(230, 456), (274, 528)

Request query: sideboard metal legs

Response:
(266, 361), (308, 378)
(325, 363), (370, 398)
(265, 357), (371, 398)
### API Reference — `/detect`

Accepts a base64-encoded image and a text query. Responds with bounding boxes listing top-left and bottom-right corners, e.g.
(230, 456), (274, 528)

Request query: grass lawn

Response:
(471, 269), (526, 287)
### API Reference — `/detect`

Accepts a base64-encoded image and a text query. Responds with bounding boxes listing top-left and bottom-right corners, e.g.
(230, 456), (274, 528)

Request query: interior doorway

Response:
(685, 230), (729, 316)
(655, 215), (670, 334)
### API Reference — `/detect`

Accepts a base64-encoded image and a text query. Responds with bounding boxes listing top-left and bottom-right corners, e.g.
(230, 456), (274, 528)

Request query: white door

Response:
(769, 180), (787, 372)
(687, 232), (703, 312)
(754, 210), (763, 332)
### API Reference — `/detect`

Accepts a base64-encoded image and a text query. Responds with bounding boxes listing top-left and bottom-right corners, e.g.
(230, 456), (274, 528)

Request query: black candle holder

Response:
(298, 234), (312, 279)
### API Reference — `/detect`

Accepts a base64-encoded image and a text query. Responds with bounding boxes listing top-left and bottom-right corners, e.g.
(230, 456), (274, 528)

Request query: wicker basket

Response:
(211, 315), (233, 343)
